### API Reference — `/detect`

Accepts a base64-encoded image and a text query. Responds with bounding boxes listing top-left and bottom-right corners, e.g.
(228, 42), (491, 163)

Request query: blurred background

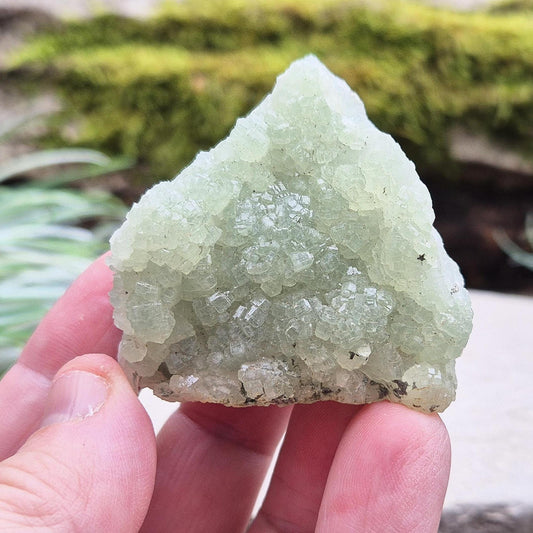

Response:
(0, 0), (532, 531)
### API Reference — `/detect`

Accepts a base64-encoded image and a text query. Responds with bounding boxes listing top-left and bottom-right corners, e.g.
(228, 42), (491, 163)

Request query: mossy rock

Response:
(6, 0), (533, 183)
(488, 0), (533, 13)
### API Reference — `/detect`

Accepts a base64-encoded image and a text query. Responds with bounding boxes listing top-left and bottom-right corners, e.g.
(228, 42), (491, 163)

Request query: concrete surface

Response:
(140, 289), (533, 517)
(439, 504), (533, 532)
(442, 290), (533, 509)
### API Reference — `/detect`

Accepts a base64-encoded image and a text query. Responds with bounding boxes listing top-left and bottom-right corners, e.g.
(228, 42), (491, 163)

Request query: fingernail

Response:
(41, 370), (109, 427)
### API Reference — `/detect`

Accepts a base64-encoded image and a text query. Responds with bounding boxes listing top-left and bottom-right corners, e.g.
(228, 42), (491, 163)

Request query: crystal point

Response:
(109, 55), (473, 413)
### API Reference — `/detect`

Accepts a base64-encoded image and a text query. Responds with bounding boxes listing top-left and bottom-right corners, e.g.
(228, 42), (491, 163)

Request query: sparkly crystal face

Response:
(109, 55), (472, 413)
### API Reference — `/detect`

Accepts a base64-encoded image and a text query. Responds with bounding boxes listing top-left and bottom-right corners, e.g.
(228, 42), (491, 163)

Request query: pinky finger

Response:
(316, 402), (451, 533)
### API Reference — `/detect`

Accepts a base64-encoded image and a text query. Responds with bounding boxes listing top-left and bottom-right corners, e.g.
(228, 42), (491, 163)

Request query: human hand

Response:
(0, 255), (450, 532)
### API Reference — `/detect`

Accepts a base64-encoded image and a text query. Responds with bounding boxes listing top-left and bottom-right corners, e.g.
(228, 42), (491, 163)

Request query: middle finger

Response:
(141, 402), (292, 533)
(249, 401), (361, 533)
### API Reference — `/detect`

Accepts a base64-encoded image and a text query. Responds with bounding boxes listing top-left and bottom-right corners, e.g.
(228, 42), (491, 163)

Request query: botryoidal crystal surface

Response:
(109, 55), (472, 413)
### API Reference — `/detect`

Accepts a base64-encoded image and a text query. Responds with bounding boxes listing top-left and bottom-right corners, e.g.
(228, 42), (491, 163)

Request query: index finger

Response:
(19, 253), (120, 378)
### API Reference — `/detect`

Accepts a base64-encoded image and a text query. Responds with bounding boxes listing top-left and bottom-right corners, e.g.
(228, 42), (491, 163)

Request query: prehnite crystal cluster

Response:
(109, 55), (473, 413)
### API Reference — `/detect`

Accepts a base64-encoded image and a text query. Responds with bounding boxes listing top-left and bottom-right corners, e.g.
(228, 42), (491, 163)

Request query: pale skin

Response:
(0, 255), (451, 532)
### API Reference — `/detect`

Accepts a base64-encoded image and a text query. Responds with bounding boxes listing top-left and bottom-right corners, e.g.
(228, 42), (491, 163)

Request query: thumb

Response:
(0, 354), (156, 532)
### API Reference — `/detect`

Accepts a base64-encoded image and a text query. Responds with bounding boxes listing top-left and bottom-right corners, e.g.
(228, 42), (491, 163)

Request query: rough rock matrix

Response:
(109, 55), (472, 412)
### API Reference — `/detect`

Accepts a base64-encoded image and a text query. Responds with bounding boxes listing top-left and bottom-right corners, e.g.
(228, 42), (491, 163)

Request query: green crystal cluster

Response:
(109, 56), (472, 413)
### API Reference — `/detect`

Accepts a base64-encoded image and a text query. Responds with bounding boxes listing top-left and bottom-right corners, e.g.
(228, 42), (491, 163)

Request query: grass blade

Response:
(0, 148), (111, 183)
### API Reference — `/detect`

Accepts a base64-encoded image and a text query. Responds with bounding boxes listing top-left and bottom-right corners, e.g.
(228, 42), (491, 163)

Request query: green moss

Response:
(488, 0), (533, 14)
(7, 0), (533, 182)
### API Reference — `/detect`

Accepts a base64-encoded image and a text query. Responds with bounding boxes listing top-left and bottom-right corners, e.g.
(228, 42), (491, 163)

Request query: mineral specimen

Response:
(109, 55), (472, 413)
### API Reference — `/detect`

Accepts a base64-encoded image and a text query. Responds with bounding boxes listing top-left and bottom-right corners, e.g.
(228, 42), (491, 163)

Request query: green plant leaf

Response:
(494, 229), (533, 270)
(0, 152), (128, 372)
(0, 148), (112, 183)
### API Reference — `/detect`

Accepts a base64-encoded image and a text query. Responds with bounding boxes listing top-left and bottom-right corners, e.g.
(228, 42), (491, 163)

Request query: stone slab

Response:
(442, 290), (533, 509)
